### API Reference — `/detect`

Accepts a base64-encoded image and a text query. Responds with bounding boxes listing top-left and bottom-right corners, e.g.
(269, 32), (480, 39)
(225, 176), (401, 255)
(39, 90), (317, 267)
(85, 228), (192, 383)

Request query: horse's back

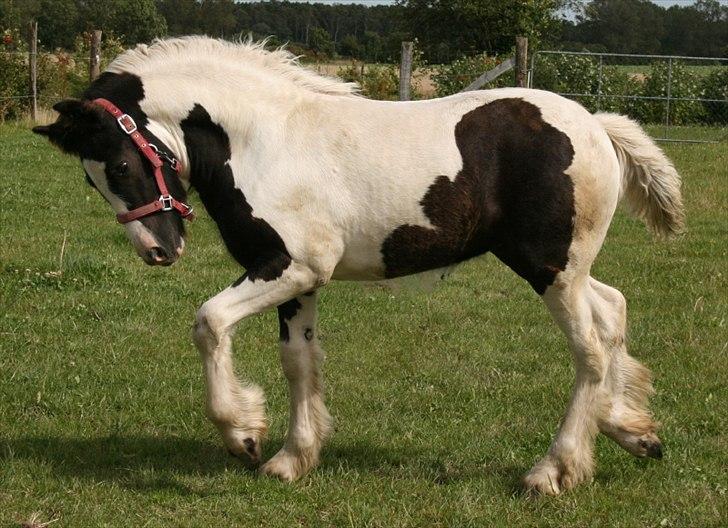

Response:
(326, 89), (620, 290)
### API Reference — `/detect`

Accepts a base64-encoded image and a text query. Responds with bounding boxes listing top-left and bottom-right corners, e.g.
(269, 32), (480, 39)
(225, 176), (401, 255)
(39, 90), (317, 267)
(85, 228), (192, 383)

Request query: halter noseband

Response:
(92, 98), (195, 224)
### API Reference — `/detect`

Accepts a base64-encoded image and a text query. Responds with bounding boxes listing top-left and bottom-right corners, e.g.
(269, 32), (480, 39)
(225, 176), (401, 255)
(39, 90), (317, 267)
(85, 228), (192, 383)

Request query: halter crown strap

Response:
(92, 98), (194, 224)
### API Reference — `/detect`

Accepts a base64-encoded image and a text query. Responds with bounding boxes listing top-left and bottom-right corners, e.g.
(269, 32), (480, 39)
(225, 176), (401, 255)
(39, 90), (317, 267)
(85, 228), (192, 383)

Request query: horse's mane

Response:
(107, 36), (359, 97)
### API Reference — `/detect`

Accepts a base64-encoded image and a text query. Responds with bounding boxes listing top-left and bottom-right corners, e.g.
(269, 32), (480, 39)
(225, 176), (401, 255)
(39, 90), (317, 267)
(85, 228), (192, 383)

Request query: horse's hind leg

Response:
(589, 278), (662, 459)
(260, 291), (333, 481)
(523, 273), (610, 495)
(524, 272), (663, 494)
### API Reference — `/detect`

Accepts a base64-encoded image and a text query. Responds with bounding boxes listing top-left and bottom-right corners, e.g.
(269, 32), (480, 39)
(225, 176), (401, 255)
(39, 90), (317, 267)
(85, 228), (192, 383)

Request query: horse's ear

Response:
(34, 99), (106, 154)
(53, 99), (85, 117)
(53, 99), (102, 123)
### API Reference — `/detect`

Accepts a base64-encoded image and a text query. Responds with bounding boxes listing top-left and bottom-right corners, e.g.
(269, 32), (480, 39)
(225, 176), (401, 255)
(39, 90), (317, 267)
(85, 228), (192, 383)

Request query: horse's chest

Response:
(202, 186), (292, 279)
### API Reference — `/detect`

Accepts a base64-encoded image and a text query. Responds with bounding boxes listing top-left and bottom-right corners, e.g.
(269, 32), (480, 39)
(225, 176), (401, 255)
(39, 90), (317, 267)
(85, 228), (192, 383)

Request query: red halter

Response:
(93, 98), (195, 224)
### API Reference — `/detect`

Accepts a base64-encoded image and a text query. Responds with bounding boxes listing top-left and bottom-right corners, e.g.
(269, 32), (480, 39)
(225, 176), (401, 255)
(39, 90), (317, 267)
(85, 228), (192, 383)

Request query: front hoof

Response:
(523, 454), (592, 496)
(260, 449), (307, 482)
(523, 462), (562, 496)
(639, 436), (664, 460)
(227, 436), (263, 469)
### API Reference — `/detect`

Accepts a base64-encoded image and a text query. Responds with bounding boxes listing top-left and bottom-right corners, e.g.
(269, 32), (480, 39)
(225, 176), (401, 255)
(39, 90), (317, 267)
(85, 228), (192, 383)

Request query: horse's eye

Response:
(113, 161), (129, 176)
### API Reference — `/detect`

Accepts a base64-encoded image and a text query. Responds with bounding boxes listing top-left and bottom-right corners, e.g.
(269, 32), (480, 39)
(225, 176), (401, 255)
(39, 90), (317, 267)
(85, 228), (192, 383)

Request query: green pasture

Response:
(1, 123), (726, 527)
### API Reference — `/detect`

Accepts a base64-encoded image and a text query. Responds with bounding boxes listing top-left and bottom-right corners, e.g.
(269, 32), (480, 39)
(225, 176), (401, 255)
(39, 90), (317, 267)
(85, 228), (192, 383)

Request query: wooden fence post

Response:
(515, 36), (528, 88)
(89, 30), (102, 81)
(399, 41), (413, 101)
(28, 20), (38, 121)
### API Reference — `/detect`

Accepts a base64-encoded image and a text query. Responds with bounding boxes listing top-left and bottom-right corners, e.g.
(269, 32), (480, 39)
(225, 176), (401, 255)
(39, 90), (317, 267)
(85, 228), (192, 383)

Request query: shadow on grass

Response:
(1, 435), (237, 495)
(3, 435), (529, 494)
(321, 441), (527, 493)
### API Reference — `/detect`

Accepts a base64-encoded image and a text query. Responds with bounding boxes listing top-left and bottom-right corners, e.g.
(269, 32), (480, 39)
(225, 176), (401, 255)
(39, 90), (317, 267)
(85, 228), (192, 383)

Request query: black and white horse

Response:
(33, 37), (684, 494)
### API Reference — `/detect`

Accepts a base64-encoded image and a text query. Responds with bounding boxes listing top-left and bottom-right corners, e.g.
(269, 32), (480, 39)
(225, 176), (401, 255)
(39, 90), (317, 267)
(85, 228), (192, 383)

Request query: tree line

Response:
(1, 0), (726, 61)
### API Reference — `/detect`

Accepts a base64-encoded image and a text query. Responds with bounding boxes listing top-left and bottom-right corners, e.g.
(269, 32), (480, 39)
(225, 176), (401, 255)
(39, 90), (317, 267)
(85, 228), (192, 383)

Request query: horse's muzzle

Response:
(143, 246), (177, 266)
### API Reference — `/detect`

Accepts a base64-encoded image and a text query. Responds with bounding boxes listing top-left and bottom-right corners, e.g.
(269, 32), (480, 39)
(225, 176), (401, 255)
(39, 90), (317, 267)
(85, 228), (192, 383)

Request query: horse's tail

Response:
(596, 112), (685, 238)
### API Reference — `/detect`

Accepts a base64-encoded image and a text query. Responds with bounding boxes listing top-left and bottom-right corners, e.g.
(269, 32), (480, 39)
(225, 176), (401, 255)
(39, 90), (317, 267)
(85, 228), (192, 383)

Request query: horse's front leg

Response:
(260, 291), (333, 481)
(192, 261), (320, 467)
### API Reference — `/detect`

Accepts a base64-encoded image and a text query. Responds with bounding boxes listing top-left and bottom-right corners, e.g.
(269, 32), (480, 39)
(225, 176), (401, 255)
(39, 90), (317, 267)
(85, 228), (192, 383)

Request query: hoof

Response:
(227, 437), (262, 469)
(523, 453), (593, 496)
(523, 465), (561, 496)
(260, 450), (303, 482)
(601, 425), (665, 460)
(640, 438), (664, 460)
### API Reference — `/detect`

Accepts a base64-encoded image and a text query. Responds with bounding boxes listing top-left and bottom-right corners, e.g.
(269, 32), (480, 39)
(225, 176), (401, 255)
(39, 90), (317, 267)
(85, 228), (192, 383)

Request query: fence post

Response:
(89, 30), (102, 81)
(28, 20), (38, 121)
(515, 36), (528, 88)
(399, 41), (413, 101)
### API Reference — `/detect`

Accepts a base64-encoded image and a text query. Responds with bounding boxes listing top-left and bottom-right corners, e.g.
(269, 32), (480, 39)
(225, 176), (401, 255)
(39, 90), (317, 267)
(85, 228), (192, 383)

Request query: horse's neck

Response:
(142, 74), (305, 185)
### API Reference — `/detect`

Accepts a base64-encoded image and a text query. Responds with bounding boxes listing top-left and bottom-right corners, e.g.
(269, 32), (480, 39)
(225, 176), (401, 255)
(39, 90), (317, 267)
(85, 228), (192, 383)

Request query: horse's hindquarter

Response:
(324, 89), (620, 292)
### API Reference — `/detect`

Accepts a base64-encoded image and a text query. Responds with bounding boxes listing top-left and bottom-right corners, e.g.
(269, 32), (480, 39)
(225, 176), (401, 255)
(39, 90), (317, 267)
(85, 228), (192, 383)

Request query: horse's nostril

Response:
(148, 247), (168, 263)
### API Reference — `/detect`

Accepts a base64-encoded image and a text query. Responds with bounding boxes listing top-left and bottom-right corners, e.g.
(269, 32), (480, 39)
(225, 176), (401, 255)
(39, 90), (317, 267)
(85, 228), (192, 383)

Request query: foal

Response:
(33, 37), (683, 494)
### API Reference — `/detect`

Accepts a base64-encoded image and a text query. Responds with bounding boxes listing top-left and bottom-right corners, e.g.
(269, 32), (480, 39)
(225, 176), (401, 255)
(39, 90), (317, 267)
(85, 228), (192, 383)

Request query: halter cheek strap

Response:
(92, 98), (194, 224)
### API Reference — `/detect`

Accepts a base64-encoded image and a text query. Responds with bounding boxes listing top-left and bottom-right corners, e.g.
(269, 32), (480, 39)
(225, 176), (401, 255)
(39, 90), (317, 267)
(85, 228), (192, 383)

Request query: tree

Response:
(156, 0), (202, 35)
(339, 34), (361, 58)
(0, 0), (24, 32)
(37, 0), (79, 48)
(397, 0), (565, 61)
(113, 0), (167, 44)
(199, 0), (236, 38)
(578, 0), (665, 54)
(309, 26), (334, 57)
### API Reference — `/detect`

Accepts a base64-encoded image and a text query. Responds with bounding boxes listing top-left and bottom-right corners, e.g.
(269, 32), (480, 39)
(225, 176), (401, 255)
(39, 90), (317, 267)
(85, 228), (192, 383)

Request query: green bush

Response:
(337, 63), (400, 100)
(533, 54), (728, 125)
(0, 28), (30, 121)
(0, 29), (127, 120)
(531, 54), (641, 115)
(0, 51), (29, 121)
(700, 68), (728, 124)
(633, 61), (706, 125)
(430, 53), (511, 97)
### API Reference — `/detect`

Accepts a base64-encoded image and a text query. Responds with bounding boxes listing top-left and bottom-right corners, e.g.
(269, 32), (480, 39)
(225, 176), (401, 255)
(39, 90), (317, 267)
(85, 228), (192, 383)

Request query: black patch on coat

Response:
(180, 104), (292, 281)
(277, 298), (302, 342)
(381, 98), (575, 295)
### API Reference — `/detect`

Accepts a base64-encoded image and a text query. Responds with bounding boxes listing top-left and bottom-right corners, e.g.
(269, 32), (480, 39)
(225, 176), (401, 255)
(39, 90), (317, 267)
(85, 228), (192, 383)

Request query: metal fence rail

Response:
(529, 50), (728, 143)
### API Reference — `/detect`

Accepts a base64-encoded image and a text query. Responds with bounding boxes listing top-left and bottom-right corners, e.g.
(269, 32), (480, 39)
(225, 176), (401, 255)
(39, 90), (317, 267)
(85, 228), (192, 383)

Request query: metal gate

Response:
(529, 50), (728, 143)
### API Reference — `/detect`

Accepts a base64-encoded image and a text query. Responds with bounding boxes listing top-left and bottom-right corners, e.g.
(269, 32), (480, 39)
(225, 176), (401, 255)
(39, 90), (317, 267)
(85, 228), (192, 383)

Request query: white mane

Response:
(107, 36), (359, 97)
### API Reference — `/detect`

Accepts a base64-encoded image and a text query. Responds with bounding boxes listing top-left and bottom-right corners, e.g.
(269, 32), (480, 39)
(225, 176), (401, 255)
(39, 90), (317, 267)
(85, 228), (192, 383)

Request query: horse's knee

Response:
(193, 301), (228, 350)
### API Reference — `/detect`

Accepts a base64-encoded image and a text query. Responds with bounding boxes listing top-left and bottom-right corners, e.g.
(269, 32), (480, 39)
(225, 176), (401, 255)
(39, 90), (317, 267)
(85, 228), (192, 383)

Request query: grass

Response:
(1, 122), (727, 527)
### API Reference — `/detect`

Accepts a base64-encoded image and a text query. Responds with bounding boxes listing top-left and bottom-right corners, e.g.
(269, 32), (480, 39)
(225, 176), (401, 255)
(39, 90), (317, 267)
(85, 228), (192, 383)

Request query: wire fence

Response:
(529, 50), (728, 143)
(1, 26), (107, 122)
(0, 51), (107, 120)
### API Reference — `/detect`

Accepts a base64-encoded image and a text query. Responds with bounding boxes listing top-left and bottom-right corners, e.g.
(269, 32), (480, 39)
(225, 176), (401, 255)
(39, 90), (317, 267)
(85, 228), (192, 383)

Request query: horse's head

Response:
(33, 99), (191, 266)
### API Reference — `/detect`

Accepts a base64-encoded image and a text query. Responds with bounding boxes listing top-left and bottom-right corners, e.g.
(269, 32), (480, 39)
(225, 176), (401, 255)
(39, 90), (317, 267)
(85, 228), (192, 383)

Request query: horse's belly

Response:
(331, 239), (388, 281)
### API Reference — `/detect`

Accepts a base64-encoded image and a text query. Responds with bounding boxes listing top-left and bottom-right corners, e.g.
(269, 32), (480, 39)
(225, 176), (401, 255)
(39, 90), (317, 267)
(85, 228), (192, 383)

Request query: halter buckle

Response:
(149, 143), (181, 171)
(117, 114), (137, 135)
(160, 195), (174, 211)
